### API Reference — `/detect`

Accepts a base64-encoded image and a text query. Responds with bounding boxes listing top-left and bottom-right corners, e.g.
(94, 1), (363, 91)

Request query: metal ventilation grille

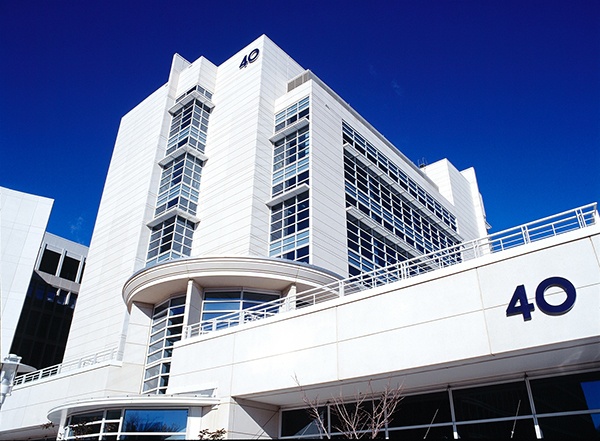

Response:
(287, 71), (312, 92)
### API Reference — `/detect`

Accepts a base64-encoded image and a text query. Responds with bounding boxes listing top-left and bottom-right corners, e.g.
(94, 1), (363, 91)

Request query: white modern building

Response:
(0, 35), (598, 440)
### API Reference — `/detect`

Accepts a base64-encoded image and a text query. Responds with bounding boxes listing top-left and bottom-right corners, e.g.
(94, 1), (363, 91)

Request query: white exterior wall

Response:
(172, 56), (217, 98)
(167, 225), (600, 408)
(63, 83), (174, 360)
(196, 37), (304, 257)
(0, 355), (186, 439)
(2, 224), (598, 439)
(309, 83), (352, 275)
(0, 187), (53, 359)
(63, 36), (306, 361)
(63, 54), (221, 360)
(422, 159), (488, 240)
(461, 166), (489, 237)
(64, 35), (489, 361)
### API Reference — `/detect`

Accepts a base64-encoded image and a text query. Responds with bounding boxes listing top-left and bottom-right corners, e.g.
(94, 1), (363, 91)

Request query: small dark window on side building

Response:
(59, 256), (80, 282)
(38, 249), (61, 275)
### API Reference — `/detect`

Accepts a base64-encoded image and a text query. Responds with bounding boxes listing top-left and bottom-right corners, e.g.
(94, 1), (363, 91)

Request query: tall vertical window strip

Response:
(272, 124), (310, 197)
(275, 96), (309, 132)
(143, 296), (185, 394)
(269, 191), (309, 263)
(167, 99), (211, 156)
(342, 121), (457, 232)
(147, 216), (195, 265)
(155, 153), (203, 217)
(146, 87), (212, 266)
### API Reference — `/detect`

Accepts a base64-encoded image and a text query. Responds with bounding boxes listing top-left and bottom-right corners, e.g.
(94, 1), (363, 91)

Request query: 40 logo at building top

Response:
(239, 49), (260, 69)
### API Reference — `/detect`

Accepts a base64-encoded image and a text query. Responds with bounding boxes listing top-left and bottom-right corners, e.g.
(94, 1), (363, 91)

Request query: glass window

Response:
(389, 391), (451, 427)
(387, 425), (454, 440)
(537, 414), (600, 439)
(271, 125), (310, 197)
(280, 373), (600, 439)
(65, 411), (104, 439)
(530, 371), (600, 414)
(147, 215), (196, 266)
(38, 248), (61, 275)
(456, 419), (536, 439)
(155, 154), (203, 217)
(122, 409), (187, 433)
(452, 381), (532, 421)
(274, 97), (309, 132)
(70, 411), (104, 425)
(344, 144), (460, 277)
(342, 121), (457, 234)
(59, 255), (80, 282)
(167, 97), (211, 155)
(65, 408), (189, 440)
(143, 296), (186, 394)
(281, 408), (327, 438)
(201, 290), (279, 323)
(269, 192), (309, 263)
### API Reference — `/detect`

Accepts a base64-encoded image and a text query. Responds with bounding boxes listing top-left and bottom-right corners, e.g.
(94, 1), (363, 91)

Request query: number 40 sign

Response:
(239, 48), (260, 69)
(506, 276), (576, 321)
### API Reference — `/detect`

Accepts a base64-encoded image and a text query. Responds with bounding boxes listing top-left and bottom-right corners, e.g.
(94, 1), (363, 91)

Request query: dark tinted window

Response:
(453, 381), (531, 421)
(59, 256), (80, 281)
(38, 249), (60, 275)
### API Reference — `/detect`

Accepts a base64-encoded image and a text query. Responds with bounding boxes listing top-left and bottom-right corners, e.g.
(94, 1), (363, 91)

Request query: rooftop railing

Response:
(185, 203), (598, 338)
(13, 348), (119, 386)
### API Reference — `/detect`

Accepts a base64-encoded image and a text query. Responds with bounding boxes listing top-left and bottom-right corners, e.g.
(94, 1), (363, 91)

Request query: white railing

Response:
(15, 204), (597, 385)
(185, 203), (598, 338)
(13, 348), (120, 386)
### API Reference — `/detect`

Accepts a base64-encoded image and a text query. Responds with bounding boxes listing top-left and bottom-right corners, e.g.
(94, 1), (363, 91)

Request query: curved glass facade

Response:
(202, 290), (280, 321)
(63, 408), (188, 440)
(199, 289), (280, 332)
(142, 289), (281, 394)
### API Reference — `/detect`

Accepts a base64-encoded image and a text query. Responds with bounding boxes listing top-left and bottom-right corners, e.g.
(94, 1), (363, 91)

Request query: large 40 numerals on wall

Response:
(506, 276), (576, 321)
(239, 48), (260, 69)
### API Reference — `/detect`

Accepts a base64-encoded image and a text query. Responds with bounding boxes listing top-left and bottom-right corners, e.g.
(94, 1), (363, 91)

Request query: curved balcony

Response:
(122, 255), (343, 311)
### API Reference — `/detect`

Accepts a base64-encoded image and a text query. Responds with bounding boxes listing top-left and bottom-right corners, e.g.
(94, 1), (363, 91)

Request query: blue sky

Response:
(1, 0), (598, 245)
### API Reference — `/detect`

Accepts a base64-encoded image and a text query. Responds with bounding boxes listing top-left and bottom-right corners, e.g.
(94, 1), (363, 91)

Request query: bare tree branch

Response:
(368, 380), (404, 439)
(293, 374), (330, 439)
(294, 375), (403, 439)
(329, 388), (368, 438)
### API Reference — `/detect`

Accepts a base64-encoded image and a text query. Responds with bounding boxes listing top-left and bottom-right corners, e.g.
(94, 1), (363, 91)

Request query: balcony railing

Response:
(13, 204), (598, 386)
(185, 203), (598, 338)
(13, 348), (119, 386)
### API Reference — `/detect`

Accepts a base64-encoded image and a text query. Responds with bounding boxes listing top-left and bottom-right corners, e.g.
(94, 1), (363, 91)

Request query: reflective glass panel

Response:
(281, 408), (327, 437)
(389, 391), (451, 427)
(122, 409), (187, 433)
(452, 381), (531, 421)
(457, 418), (536, 439)
(387, 425), (453, 440)
(531, 371), (600, 414)
(538, 414), (600, 439)
(70, 411), (104, 424)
